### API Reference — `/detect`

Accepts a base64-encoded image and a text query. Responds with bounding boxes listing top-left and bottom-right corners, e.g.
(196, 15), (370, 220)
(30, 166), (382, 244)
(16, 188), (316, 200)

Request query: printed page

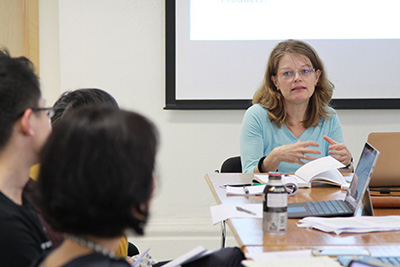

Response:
(311, 169), (347, 186)
(294, 156), (345, 185)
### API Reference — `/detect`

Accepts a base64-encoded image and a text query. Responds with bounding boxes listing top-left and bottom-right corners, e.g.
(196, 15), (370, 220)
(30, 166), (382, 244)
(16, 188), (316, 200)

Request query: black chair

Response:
(220, 156), (242, 173)
(128, 242), (139, 256)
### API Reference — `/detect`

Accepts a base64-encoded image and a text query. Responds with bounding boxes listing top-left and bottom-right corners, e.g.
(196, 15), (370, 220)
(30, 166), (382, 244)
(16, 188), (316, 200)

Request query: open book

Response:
(288, 156), (346, 188)
(253, 156), (347, 188)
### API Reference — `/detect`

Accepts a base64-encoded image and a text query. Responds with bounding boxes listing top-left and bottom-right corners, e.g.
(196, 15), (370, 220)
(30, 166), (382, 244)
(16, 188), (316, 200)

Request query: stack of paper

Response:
(242, 256), (342, 267)
(246, 249), (313, 261)
(298, 216), (400, 235)
(243, 250), (341, 267)
(226, 175), (298, 196)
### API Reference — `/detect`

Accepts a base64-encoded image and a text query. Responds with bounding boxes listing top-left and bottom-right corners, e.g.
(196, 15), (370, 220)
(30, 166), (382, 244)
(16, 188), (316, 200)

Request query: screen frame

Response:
(165, 0), (400, 110)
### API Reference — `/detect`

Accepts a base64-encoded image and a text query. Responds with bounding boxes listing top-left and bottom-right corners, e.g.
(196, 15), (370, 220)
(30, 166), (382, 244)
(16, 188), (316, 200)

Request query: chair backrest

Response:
(220, 156), (242, 173)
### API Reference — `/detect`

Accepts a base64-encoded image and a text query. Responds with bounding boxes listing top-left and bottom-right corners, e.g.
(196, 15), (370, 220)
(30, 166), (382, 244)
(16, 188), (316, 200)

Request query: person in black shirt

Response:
(0, 49), (52, 266)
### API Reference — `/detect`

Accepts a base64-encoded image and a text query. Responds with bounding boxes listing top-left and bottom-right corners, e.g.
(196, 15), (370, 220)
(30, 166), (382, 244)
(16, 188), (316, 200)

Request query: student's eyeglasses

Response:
(275, 68), (315, 80)
(31, 107), (55, 118)
(16, 107), (55, 119)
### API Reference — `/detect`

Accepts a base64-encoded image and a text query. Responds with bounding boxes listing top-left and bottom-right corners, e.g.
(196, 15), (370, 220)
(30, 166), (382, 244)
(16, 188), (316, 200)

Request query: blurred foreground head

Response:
(37, 106), (158, 237)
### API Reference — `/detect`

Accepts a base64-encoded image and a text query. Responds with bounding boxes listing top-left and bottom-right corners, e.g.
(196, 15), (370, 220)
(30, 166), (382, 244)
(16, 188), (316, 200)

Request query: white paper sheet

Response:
(226, 185), (265, 196)
(242, 256), (341, 267)
(246, 249), (313, 261)
(210, 204), (262, 225)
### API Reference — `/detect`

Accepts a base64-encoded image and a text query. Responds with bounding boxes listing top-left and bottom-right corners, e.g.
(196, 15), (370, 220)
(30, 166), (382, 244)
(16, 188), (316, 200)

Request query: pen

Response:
(236, 206), (256, 215)
(132, 247), (151, 267)
(223, 183), (252, 188)
(243, 186), (249, 194)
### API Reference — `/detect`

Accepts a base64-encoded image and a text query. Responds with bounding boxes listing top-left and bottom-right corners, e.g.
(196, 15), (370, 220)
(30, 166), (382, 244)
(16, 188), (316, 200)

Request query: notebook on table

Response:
(288, 142), (380, 219)
(367, 132), (400, 187)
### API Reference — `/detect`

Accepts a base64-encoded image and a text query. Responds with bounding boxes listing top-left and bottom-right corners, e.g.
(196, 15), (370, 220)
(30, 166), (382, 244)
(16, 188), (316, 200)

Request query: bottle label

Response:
(266, 193), (288, 207)
(263, 211), (287, 233)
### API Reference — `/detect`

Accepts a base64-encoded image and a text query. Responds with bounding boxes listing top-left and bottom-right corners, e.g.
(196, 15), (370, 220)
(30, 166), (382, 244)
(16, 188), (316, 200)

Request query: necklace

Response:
(66, 234), (117, 259)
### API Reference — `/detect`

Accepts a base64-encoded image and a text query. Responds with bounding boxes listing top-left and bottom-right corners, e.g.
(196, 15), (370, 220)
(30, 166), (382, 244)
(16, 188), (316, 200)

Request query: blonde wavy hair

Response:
(253, 40), (334, 128)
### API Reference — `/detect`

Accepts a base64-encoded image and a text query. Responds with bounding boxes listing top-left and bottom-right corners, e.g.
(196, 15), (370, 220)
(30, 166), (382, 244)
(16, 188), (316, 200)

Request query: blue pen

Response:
(132, 247), (151, 267)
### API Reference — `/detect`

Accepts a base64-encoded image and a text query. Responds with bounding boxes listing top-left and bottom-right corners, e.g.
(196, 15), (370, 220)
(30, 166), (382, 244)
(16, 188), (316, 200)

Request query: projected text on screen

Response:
(191, 0), (400, 41)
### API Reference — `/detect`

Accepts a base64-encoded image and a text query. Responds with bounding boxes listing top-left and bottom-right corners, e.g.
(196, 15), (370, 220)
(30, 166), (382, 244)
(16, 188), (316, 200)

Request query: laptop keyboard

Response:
(375, 256), (400, 265)
(305, 200), (352, 216)
(338, 255), (400, 266)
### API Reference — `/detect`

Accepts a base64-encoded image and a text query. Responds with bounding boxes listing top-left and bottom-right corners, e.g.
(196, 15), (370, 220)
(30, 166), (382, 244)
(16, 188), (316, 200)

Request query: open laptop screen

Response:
(345, 143), (380, 209)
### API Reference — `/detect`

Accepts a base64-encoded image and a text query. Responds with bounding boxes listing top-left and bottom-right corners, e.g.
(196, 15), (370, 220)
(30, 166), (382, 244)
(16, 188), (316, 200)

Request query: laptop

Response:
(288, 142), (380, 219)
(367, 132), (400, 187)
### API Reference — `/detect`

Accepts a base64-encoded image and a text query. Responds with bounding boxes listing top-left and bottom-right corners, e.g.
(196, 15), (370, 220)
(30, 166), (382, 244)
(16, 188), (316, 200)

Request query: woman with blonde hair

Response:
(240, 39), (353, 174)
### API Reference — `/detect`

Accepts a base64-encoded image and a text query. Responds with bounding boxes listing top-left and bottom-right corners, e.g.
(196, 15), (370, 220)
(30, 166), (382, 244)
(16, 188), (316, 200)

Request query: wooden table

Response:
(205, 172), (400, 253)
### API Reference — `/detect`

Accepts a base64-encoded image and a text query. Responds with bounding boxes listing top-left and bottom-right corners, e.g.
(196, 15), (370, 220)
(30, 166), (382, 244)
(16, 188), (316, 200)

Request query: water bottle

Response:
(263, 171), (288, 235)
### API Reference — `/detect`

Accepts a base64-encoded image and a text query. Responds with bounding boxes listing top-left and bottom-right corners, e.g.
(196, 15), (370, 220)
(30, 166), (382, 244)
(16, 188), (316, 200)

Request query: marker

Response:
(236, 206), (256, 215)
(243, 186), (249, 194)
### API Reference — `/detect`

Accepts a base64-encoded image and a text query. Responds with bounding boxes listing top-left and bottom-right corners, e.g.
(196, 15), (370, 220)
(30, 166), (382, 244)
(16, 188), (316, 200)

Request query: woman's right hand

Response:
(257, 140), (321, 173)
(254, 140), (321, 172)
(272, 140), (321, 165)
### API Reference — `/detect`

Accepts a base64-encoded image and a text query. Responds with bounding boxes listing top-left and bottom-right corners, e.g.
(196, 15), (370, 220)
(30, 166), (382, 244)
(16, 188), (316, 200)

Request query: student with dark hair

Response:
(51, 88), (119, 126)
(0, 49), (53, 266)
(25, 88), (139, 259)
(32, 106), (158, 266)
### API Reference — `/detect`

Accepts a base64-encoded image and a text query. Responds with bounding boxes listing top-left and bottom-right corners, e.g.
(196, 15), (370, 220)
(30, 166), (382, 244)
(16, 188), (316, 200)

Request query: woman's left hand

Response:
(323, 135), (352, 166)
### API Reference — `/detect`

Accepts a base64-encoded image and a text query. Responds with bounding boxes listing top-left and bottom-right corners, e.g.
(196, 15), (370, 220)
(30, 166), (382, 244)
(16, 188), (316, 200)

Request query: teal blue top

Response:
(240, 104), (344, 173)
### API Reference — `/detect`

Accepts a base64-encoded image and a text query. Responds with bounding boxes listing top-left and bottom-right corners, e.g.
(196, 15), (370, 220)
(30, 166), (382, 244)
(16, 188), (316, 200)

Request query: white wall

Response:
(39, 0), (400, 261)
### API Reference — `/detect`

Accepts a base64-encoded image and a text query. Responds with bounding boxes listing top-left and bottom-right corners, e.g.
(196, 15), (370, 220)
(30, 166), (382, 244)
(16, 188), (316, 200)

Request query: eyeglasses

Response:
(31, 107), (55, 118)
(17, 107), (55, 119)
(275, 68), (315, 80)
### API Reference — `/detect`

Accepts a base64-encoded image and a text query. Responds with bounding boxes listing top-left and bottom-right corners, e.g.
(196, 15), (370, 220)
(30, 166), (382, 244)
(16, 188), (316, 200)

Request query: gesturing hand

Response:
(323, 135), (352, 166)
(273, 140), (321, 165)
